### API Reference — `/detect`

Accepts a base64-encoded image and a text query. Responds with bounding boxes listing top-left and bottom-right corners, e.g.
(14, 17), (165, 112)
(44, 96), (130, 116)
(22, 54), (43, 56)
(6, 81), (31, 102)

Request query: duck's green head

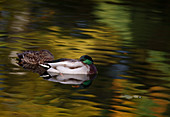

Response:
(80, 55), (94, 65)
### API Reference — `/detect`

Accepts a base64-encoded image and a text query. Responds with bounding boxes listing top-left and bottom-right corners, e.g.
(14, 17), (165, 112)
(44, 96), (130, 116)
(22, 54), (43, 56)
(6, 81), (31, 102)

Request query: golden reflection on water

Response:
(0, 74), (101, 117)
(47, 25), (120, 64)
(4, 25), (121, 65)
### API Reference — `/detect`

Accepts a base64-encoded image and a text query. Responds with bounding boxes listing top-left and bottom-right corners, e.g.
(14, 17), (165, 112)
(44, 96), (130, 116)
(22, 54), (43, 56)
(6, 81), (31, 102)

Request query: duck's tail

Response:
(16, 53), (23, 64)
(39, 64), (51, 69)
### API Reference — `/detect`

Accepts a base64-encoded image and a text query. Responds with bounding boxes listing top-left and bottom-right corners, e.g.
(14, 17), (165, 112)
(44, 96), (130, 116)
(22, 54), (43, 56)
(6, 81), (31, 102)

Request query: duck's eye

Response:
(80, 59), (85, 61)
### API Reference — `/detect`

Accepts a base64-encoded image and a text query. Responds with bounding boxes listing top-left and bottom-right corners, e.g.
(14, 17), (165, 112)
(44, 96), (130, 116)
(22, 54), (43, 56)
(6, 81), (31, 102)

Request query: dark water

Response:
(0, 0), (170, 117)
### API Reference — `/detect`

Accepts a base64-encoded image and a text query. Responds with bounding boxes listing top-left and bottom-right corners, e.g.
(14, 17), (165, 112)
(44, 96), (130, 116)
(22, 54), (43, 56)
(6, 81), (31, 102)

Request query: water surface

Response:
(0, 0), (170, 117)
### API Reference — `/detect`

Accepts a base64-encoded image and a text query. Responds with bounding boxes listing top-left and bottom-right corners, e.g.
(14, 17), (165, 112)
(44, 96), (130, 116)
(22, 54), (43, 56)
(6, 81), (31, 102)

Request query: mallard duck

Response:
(17, 50), (54, 64)
(40, 55), (98, 75)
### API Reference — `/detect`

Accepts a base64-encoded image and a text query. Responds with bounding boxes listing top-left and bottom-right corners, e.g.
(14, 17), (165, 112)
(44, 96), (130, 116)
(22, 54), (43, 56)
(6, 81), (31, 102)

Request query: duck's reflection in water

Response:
(42, 73), (97, 88)
(18, 62), (97, 88)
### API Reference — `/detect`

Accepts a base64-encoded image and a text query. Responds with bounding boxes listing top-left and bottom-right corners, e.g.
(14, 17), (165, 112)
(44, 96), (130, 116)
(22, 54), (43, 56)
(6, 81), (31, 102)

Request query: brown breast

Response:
(89, 64), (98, 74)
